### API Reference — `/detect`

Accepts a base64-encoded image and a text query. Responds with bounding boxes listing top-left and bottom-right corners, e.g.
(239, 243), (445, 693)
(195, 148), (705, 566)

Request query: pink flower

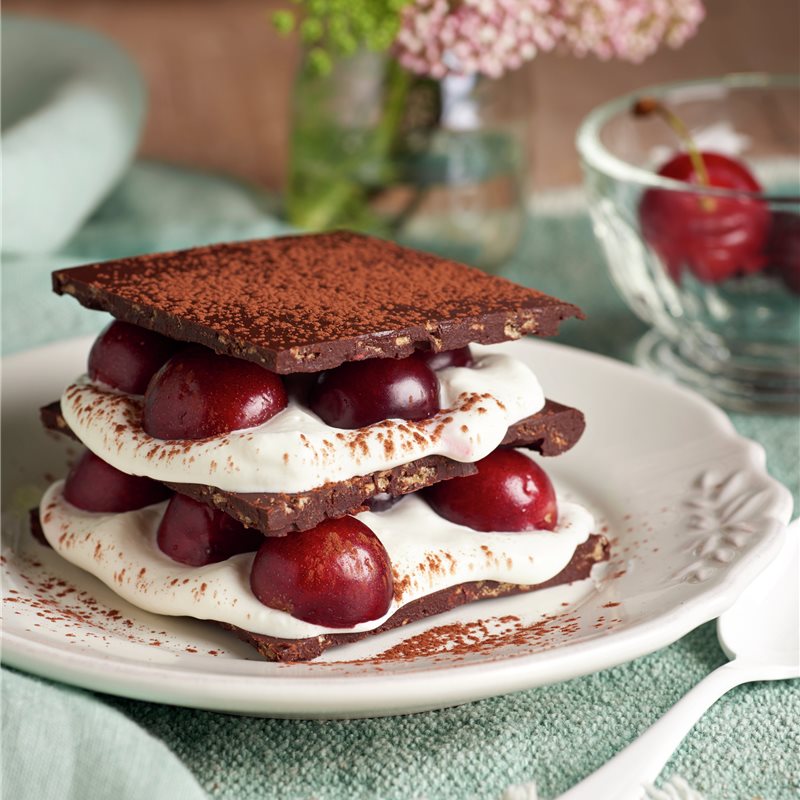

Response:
(556, 0), (705, 63)
(394, 0), (562, 79)
(393, 0), (705, 79)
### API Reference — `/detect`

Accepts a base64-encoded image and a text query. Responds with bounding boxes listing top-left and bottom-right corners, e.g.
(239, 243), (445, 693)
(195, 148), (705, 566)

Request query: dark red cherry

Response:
(143, 347), (288, 440)
(425, 449), (558, 532)
(156, 493), (263, 567)
(415, 346), (473, 371)
(250, 516), (393, 627)
(282, 372), (316, 404)
(766, 211), (800, 294)
(308, 355), (439, 429)
(88, 321), (179, 394)
(64, 450), (170, 513)
(640, 151), (769, 284)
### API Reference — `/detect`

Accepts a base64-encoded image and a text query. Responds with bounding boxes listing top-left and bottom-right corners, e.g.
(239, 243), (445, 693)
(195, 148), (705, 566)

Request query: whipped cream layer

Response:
(60, 348), (544, 494)
(39, 478), (594, 640)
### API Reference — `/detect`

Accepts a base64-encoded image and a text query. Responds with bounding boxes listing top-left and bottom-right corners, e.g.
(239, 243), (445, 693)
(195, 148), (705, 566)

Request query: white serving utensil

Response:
(558, 520), (800, 800)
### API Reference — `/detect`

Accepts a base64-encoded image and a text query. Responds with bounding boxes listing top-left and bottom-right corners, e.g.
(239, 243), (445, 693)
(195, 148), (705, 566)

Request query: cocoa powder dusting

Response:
(2, 554), (221, 655)
(53, 232), (581, 373)
(392, 568), (413, 603)
(332, 605), (622, 668)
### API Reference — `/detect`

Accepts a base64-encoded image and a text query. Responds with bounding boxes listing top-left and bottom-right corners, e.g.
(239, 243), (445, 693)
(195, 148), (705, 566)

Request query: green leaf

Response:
(300, 17), (324, 44)
(271, 10), (296, 35)
(307, 47), (333, 75)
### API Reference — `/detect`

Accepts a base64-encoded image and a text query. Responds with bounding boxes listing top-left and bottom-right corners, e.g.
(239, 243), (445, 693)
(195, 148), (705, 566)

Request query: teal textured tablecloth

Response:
(2, 162), (798, 800)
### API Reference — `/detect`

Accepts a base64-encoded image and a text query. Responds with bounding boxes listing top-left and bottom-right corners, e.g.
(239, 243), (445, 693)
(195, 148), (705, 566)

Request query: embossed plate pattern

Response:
(1, 337), (792, 718)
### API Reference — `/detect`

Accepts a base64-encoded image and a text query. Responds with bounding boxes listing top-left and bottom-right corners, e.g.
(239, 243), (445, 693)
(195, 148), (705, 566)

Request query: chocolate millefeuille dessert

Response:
(37, 231), (609, 661)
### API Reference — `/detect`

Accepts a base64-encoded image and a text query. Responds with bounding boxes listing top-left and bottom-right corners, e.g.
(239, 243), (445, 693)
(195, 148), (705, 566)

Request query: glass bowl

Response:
(577, 73), (800, 413)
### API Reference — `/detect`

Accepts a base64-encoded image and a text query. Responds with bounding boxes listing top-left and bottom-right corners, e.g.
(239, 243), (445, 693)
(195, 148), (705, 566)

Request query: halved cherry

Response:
(143, 347), (288, 440)
(425, 449), (558, 532)
(156, 494), (263, 567)
(308, 355), (439, 429)
(64, 450), (170, 513)
(250, 516), (393, 627)
(88, 321), (179, 394)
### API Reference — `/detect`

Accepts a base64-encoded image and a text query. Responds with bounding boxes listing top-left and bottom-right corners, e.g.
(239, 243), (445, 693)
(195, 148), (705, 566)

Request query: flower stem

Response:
(286, 55), (415, 232)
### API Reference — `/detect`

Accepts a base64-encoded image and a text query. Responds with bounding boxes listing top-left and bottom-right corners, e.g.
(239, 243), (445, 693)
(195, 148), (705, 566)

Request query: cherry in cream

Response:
(309, 354), (439, 429)
(88, 321), (179, 395)
(143, 347), (288, 440)
(634, 97), (769, 285)
(64, 450), (170, 513)
(250, 516), (393, 627)
(157, 494), (263, 567)
(425, 449), (558, 532)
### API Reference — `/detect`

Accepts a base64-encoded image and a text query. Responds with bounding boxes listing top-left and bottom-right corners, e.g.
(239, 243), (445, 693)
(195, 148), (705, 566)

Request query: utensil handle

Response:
(557, 661), (753, 800)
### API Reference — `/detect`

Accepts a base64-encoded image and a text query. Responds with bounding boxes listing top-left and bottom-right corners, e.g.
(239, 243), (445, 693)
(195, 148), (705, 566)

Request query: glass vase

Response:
(286, 50), (531, 271)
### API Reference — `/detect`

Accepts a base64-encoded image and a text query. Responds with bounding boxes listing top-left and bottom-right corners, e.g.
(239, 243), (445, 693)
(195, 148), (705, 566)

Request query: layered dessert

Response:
(37, 231), (609, 661)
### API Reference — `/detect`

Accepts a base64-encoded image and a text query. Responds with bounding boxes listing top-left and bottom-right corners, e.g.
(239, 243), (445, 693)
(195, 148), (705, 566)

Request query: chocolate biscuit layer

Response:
(223, 534), (610, 662)
(52, 231), (583, 374)
(40, 398), (585, 535)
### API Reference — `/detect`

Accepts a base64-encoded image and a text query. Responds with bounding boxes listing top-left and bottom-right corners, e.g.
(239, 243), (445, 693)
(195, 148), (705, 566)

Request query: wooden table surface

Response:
(6, 0), (799, 191)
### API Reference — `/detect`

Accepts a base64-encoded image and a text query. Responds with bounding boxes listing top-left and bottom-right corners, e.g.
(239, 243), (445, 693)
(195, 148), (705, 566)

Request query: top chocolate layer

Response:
(52, 231), (583, 374)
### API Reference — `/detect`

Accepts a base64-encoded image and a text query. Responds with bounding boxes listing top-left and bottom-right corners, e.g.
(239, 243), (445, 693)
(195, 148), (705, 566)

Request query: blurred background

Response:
(4, 0), (799, 410)
(7, 0), (798, 192)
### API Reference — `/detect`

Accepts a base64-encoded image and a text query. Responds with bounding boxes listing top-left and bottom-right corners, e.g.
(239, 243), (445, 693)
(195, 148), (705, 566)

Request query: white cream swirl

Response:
(39, 478), (595, 640)
(60, 348), (544, 494)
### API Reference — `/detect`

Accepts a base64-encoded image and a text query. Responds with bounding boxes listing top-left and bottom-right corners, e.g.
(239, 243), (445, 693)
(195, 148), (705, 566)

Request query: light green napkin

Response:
(1, 670), (206, 800)
(2, 17), (145, 255)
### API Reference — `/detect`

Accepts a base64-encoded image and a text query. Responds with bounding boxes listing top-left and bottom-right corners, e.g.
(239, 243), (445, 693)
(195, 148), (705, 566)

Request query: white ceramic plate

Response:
(1, 337), (792, 718)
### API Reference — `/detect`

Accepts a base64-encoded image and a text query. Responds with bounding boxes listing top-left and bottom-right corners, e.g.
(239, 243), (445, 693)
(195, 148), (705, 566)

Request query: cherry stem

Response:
(633, 97), (711, 188)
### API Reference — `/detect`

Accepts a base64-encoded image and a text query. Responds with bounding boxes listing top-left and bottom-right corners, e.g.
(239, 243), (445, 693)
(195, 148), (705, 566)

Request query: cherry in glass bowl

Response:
(577, 74), (800, 413)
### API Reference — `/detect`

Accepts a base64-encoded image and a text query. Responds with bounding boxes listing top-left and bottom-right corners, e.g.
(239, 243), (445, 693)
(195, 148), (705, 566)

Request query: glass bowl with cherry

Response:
(577, 74), (800, 413)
